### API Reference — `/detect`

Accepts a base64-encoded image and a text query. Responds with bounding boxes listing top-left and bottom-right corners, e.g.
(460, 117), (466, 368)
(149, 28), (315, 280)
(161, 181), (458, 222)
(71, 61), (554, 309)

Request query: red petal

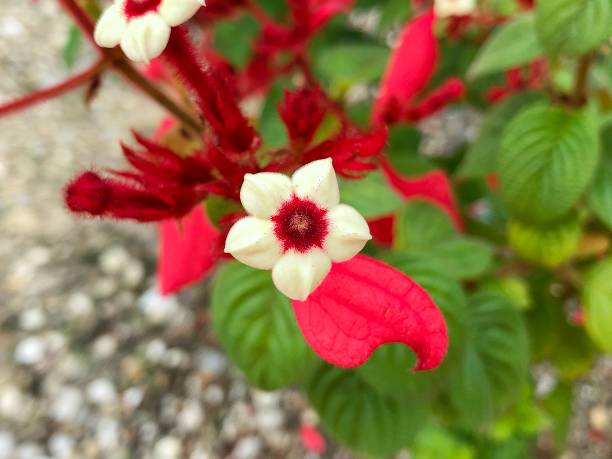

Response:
(158, 206), (221, 295)
(372, 9), (438, 124)
(300, 425), (326, 454)
(367, 215), (395, 247)
(381, 159), (464, 231)
(291, 255), (448, 371)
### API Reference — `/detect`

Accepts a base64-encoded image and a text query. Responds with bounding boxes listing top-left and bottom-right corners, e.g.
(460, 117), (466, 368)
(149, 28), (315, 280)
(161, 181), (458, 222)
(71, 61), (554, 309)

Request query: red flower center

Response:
(271, 196), (329, 253)
(124, 0), (163, 18)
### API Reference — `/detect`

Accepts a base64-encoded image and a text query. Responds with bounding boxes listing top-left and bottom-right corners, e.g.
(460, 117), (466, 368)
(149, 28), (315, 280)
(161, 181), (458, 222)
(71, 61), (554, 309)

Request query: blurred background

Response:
(1, 1), (611, 458)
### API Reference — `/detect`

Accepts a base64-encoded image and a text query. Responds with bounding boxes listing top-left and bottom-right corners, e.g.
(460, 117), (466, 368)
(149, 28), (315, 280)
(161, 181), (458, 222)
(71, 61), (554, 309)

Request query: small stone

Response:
(145, 339), (167, 363)
(203, 385), (224, 407)
(231, 436), (263, 459)
(92, 277), (118, 298)
(48, 433), (75, 459)
(99, 246), (130, 275)
(256, 408), (284, 431)
(0, 431), (16, 459)
(96, 417), (120, 451)
(154, 436), (183, 459)
(177, 399), (204, 433)
(92, 334), (118, 359)
(86, 378), (117, 406)
(122, 260), (145, 287)
(589, 405), (609, 431)
(66, 292), (95, 318)
(16, 443), (45, 459)
(19, 307), (46, 331)
(14, 336), (46, 365)
(138, 288), (180, 324)
(51, 386), (84, 423)
(196, 348), (228, 377)
(164, 348), (188, 368)
(122, 387), (144, 410)
(0, 386), (25, 419)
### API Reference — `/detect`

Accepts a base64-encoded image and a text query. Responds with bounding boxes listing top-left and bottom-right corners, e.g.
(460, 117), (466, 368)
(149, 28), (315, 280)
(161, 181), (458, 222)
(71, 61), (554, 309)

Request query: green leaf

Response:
(412, 427), (475, 459)
(63, 25), (82, 68)
(508, 213), (582, 268)
(386, 126), (432, 176)
(586, 127), (612, 230)
(339, 171), (403, 219)
(213, 15), (260, 68)
(457, 92), (544, 179)
(448, 292), (529, 430)
(582, 257), (612, 352)
(467, 14), (543, 80)
(535, 0), (612, 56)
(315, 43), (390, 86)
(211, 262), (317, 390)
(481, 276), (532, 310)
(305, 364), (427, 457)
(205, 196), (240, 228)
(498, 103), (600, 223)
(394, 200), (456, 251)
(259, 82), (288, 149)
(357, 262), (467, 401)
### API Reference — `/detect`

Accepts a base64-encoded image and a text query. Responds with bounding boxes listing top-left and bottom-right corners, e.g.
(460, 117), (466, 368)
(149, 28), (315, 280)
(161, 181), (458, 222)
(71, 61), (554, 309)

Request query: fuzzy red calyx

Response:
(279, 86), (327, 149)
(272, 196), (329, 253)
(65, 171), (110, 215)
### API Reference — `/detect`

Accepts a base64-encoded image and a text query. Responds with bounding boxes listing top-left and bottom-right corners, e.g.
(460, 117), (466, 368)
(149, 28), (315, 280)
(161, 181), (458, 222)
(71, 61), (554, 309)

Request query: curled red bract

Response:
(292, 255), (448, 371)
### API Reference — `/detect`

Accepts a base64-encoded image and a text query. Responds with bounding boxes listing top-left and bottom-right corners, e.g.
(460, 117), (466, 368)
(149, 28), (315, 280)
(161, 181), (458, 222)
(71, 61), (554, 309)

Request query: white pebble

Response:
(86, 379), (117, 405)
(92, 334), (118, 359)
(203, 385), (224, 407)
(145, 339), (167, 363)
(232, 436), (263, 459)
(99, 247), (130, 275)
(138, 288), (180, 324)
(0, 431), (16, 459)
(48, 433), (75, 458)
(96, 417), (120, 451)
(122, 261), (145, 287)
(177, 400), (204, 432)
(66, 292), (94, 318)
(15, 336), (46, 365)
(196, 348), (228, 377)
(51, 386), (84, 423)
(154, 436), (183, 459)
(19, 308), (46, 331)
(122, 387), (144, 410)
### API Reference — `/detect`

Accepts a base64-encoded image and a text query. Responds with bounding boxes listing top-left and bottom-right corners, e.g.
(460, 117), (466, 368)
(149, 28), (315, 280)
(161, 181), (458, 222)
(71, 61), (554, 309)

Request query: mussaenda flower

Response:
(224, 158), (372, 300)
(434, 0), (476, 18)
(94, 0), (205, 63)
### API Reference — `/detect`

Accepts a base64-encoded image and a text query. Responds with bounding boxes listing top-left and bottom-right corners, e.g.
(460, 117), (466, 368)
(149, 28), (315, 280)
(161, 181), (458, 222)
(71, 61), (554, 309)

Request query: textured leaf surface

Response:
(508, 214), (581, 268)
(468, 14), (543, 80)
(305, 364), (426, 457)
(316, 43), (390, 85)
(457, 92), (544, 179)
(292, 255), (448, 371)
(212, 262), (318, 389)
(498, 103), (599, 223)
(536, 0), (612, 56)
(394, 200), (456, 251)
(586, 130), (612, 230)
(449, 293), (529, 429)
(158, 206), (221, 295)
(582, 257), (612, 352)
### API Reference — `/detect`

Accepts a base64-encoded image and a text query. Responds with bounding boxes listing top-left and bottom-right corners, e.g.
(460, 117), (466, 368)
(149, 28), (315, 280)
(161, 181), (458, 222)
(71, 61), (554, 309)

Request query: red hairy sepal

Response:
(278, 86), (327, 149)
(292, 255), (448, 371)
(65, 171), (110, 216)
(372, 9), (438, 125)
(158, 206), (222, 295)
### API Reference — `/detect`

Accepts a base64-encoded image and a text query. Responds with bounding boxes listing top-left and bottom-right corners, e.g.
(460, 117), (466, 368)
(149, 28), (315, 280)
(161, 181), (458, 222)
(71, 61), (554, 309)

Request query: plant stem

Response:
(0, 60), (107, 117)
(572, 53), (594, 106)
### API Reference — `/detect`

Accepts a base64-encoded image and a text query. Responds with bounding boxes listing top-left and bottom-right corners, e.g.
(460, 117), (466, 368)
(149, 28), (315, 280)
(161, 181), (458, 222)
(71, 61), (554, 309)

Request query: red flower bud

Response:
(279, 86), (327, 149)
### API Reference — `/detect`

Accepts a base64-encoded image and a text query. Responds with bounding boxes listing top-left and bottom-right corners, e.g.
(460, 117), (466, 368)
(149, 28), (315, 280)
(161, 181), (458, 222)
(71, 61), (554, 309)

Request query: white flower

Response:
(94, 0), (205, 63)
(224, 158), (372, 301)
(434, 0), (477, 17)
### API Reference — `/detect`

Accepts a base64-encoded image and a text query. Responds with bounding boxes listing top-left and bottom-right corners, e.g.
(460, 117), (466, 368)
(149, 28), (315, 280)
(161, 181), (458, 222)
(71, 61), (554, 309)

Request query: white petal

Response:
(224, 217), (282, 270)
(240, 173), (293, 218)
(158, 0), (205, 26)
(272, 249), (331, 301)
(120, 14), (170, 63)
(292, 158), (339, 210)
(94, 4), (127, 48)
(434, 0), (476, 17)
(324, 204), (372, 262)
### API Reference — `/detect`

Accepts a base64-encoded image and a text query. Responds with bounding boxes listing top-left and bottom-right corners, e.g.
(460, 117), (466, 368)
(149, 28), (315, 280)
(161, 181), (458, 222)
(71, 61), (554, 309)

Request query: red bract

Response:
(382, 159), (464, 230)
(159, 206), (222, 295)
(292, 255), (448, 371)
(300, 425), (326, 454)
(304, 128), (388, 178)
(373, 10), (438, 125)
(279, 86), (327, 149)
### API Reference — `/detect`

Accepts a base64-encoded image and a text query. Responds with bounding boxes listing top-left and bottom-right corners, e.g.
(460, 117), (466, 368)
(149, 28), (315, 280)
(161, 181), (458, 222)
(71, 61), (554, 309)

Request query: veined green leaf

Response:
(582, 257), (612, 352)
(339, 170), (403, 219)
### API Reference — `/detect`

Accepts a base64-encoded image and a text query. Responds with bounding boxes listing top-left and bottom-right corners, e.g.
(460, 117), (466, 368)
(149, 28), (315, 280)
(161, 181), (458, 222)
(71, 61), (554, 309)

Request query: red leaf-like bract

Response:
(381, 159), (464, 231)
(291, 255), (448, 371)
(158, 206), (222, 295)
(372, 9), (438, 125)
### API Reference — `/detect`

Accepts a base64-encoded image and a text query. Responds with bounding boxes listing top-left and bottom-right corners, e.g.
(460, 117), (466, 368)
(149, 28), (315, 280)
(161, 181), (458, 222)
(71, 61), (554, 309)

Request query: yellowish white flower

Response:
(224, 158), (372, 301)
(94, 0), (205, 63)
(434, 0), (477, 17)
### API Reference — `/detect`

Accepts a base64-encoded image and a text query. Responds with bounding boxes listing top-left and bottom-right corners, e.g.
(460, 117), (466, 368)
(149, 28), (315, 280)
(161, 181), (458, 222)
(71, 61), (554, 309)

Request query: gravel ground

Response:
(1, 2), (611, 459)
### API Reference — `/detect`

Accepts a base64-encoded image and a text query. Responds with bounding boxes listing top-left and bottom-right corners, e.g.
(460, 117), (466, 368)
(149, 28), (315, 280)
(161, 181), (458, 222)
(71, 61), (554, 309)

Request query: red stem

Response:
(0, 60), (107, 117)
(56, 0), (99, 48)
